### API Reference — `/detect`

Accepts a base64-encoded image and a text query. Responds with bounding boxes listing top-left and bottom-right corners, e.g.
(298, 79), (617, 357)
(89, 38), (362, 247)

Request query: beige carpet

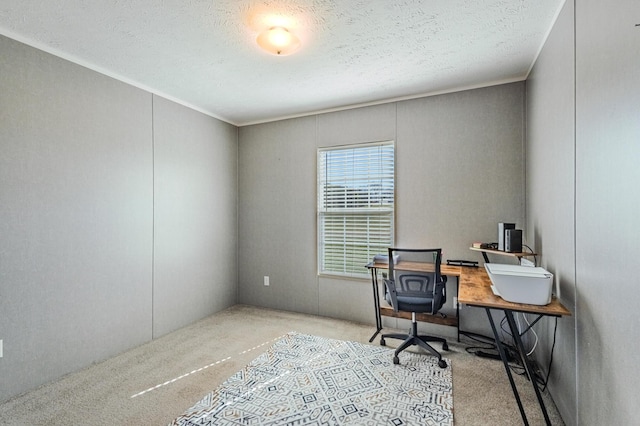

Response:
(0, 305), (564, 425)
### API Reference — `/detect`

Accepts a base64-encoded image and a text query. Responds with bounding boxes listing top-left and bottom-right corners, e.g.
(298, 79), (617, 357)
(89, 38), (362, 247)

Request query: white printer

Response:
(484, 263), (554, 305)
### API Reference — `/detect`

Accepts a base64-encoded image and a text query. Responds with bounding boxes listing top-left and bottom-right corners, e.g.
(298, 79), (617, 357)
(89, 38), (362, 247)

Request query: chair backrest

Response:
(385, 247), (446, 314)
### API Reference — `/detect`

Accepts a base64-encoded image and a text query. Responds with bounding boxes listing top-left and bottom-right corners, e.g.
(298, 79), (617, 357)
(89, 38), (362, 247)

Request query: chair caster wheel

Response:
(393, 356), (400, 365)
(442, 342), (449, 351)
(380, 338), (386, 346)
(438, 359), (447, 368)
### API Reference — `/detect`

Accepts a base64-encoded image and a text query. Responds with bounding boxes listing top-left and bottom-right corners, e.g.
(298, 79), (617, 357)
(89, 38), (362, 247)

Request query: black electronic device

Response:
(505, 229), (523, 253)
(446, 259), (479, 267)
(498, 223), (516, 251)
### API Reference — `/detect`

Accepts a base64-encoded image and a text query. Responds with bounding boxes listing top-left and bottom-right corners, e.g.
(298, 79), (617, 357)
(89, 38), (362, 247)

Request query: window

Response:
(317, 141), (395, 278)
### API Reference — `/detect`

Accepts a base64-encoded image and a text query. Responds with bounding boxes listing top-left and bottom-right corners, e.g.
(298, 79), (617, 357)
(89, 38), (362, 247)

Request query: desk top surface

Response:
(368, 261), (571, 316)
(458, 267), (571, 316)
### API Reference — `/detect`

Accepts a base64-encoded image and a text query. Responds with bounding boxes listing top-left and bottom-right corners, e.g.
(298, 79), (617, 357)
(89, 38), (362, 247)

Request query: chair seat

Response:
(387, 293), (434, 313)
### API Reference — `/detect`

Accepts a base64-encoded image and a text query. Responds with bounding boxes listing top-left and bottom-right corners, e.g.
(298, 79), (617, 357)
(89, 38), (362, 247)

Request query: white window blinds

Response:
(317, 141), (395, 277)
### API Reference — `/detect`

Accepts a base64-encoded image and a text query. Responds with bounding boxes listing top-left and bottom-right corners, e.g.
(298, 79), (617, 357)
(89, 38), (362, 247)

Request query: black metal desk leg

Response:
(485, 308), (529, 426)
(368, 268), (383, 342)
(504, 310), (552, 426)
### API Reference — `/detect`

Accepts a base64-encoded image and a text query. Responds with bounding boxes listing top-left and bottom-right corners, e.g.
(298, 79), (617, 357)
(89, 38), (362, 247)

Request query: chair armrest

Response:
(433, 276), (447, 312)
(384, 279), (399, 312)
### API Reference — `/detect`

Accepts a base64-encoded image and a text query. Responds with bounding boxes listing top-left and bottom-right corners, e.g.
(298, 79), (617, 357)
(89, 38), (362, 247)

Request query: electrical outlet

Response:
(264, 276), (270, 286)
(453, 297), (459, 309)
(0, 339), (3, 358)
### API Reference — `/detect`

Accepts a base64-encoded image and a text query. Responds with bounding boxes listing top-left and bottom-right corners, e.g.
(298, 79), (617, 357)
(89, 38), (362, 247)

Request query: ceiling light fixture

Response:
(256, 26), (300, 56)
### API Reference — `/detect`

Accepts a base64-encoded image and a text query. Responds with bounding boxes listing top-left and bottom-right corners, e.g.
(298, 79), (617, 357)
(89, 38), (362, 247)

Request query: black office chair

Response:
(380, 247), (448, 368)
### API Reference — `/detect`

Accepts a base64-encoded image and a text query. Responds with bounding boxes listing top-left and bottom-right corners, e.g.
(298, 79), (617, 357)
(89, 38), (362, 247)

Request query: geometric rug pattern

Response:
(170, 332), (453, 425)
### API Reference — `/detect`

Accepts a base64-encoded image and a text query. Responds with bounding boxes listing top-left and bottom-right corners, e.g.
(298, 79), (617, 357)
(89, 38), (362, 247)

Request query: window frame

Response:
(317, 140), (395, 279)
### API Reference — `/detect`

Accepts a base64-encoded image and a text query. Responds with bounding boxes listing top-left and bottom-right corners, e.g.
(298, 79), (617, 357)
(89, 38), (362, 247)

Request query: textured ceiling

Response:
(0, 0), (563, 125)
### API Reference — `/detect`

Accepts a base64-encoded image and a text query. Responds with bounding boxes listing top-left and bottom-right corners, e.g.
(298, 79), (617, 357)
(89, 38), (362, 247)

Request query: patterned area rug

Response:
(171, 332), (453, 425)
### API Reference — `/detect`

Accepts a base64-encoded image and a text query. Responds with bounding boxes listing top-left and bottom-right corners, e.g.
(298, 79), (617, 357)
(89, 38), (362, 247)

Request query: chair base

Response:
(380, 316), (448, 368)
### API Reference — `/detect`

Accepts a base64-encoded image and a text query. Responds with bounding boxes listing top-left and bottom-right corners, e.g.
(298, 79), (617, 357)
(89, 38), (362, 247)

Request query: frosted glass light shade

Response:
(256, 27), (300, 56)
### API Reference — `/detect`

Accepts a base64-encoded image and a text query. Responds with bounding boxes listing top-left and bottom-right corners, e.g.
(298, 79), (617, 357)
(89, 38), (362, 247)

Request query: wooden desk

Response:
(458, 266), (571, 426)
(469, 246), (537, 264)
(366, 261), (469, 343)
(458, 266), (570, 316)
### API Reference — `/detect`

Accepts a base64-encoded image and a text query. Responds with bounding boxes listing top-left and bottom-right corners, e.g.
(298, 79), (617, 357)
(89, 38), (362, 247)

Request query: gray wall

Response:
(527, 0), (640, 424)
(0, 35), (238, 402)
(575, 0), (640, 423)
(152, 96), (238, 337)
(238, 116), (318, 314)
(525, 1), (577, 424)
(238, 83), (526, 339)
